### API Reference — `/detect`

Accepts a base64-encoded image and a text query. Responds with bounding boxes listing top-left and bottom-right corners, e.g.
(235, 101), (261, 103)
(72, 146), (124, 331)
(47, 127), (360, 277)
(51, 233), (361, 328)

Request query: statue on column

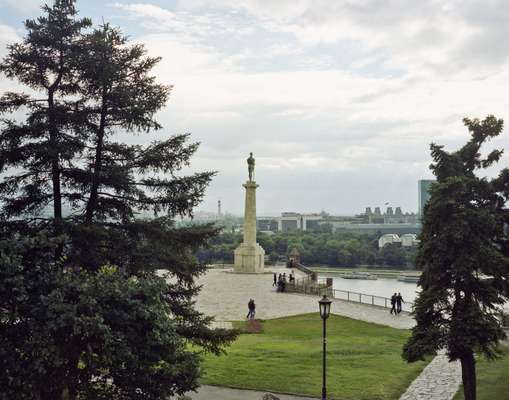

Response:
(247, 152), (255, 182)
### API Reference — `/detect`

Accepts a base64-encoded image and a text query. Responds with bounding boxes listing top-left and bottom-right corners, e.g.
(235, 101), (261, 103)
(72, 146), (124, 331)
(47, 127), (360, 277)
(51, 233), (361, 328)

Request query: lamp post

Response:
(319, 295), (331, 400)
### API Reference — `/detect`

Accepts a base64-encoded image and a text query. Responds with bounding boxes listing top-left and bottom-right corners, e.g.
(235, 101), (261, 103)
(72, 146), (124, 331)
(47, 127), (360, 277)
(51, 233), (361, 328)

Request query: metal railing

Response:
(287, 262), (414, 312)
(330, 288), (414, 313)
(291, 263), (317, 281)
(287, 277), (413, 313)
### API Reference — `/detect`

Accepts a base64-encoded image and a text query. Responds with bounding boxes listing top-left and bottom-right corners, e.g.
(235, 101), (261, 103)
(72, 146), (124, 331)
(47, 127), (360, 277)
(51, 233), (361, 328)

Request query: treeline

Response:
(198, 230), (418, 269)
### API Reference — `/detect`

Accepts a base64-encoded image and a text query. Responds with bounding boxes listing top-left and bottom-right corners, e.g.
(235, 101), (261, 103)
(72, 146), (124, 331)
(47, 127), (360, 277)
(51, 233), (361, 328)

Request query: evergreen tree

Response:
(403, 116), (509, 400)
(0, 0), (91, 238)
(0, 233), (214, 400)
(0, 2), (236, 398)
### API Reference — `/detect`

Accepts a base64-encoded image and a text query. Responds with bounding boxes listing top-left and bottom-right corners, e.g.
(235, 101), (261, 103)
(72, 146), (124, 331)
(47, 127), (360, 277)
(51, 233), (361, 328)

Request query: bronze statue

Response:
(247, 152), (255, 181)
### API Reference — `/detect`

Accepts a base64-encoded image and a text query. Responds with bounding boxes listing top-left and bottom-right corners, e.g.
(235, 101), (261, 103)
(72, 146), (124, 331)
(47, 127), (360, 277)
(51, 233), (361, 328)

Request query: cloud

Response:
(107, 1), (509, 212)
(2, 1), (508, 214)
(0, 23), (20, 58)
(179, 0), (509, 76)
(0, 0), (42, 12)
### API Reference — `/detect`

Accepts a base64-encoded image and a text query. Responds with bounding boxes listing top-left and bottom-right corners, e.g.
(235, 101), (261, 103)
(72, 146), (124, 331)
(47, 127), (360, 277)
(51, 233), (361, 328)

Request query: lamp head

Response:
(319, 295), (332, 319)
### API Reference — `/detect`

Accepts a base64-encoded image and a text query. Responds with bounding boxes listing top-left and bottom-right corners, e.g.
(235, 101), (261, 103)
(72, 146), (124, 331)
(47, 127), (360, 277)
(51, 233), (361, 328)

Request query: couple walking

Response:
(390, 292), (404, 314)
(246, 299), (256, 319)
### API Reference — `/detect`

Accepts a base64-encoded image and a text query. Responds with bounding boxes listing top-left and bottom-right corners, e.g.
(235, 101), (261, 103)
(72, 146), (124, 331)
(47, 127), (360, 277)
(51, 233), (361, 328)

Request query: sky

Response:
(1, 0), (509, 216)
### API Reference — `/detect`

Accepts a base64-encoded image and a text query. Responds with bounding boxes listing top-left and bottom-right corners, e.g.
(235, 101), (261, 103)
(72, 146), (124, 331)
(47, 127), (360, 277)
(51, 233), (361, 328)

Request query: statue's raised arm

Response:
(247, 152), (255, 181)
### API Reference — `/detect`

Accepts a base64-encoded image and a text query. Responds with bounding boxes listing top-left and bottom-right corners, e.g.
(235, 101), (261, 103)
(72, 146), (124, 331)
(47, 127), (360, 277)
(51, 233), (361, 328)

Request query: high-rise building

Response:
(418, 180), (435, 217)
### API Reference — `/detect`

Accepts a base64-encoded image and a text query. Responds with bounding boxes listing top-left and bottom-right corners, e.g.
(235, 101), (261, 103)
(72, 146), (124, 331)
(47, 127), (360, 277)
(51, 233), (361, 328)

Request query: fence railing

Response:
(330, 288), (414, 313)
(287, 278), (414, 313)
(286, 262), (414, 312)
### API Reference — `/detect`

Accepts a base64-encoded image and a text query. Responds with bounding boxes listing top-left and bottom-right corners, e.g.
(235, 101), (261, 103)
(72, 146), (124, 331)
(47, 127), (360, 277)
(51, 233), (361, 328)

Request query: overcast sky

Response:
(1, 0), (508, 216)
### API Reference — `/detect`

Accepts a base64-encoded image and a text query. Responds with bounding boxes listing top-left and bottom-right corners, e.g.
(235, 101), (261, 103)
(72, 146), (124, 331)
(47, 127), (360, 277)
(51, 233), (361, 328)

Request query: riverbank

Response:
(309, 265), (421, 279)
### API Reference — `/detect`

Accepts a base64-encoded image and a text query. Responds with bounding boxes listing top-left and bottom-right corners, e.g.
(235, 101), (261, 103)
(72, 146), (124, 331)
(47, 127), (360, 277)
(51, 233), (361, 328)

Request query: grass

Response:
(453, 344), (509, 400)
(200, 313), (429, 400)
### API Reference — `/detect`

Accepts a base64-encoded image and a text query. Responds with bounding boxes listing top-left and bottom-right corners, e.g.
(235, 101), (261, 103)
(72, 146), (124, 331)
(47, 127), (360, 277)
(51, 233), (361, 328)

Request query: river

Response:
(318, 274), (508, 311)
(326, 276), (419, 302)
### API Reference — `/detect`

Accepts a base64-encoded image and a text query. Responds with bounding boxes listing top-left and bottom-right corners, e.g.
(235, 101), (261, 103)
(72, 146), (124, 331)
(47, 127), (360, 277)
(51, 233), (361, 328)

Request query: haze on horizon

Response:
(1, 0), (508, 216)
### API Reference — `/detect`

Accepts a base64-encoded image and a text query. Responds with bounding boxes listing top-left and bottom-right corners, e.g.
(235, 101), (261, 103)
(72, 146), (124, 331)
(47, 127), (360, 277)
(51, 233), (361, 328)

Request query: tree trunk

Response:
(84, 89), (108, 224)
(48, 90), (63, 228)
(460, 352), (476, 400)
(48, 89), (65, 260)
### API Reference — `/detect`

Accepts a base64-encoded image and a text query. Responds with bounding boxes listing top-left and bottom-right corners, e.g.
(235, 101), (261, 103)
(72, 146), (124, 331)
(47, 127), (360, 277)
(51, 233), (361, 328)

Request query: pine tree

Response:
(0, 0), (91, 238)
(0, 2), (237, 398)
(403, 116), (509, 400)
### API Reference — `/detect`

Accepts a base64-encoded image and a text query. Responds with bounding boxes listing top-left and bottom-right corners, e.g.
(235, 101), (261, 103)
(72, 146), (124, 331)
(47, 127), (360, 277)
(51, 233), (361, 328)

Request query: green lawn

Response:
(453, 345), (509, 400)
(200, 313), (429, 400)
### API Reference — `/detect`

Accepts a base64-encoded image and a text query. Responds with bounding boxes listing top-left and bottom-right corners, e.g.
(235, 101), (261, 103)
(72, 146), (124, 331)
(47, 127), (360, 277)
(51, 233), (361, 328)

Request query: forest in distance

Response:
(196, 229), (418, 269)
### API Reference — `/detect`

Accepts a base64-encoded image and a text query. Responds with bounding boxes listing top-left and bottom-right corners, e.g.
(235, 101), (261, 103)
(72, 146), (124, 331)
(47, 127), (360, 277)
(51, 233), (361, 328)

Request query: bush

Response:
(0, 234), (201, 400)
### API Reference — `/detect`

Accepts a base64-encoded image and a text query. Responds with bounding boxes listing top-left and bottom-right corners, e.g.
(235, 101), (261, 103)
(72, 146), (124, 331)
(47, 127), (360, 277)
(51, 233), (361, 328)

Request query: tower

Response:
(233, 154), (265, 273)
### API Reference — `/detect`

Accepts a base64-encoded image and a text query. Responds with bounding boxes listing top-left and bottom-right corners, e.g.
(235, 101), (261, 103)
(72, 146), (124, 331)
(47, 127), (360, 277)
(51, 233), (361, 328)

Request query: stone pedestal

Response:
(234, 243), (265, 273)
(234, 181), (265, 273)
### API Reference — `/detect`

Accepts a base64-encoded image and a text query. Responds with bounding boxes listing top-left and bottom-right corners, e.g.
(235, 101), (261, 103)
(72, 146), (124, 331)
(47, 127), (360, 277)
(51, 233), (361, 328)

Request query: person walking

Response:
(273, 272), (277, 286)
(246, 299), (256, 319)
(396, 292), (404, 313)
(390, 293), (397, 315)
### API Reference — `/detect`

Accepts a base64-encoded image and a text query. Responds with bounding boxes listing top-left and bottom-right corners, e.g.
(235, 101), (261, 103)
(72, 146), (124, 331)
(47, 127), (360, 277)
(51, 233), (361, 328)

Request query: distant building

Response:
(360, 206), (418, 225)
(378, 234), (401, 248)
(278, 212), (301, 232)
(401, 233), (419, 247)
(272, 209), (421, 235)
(418, 179), (435, 217)
(379, 233), (419, 248)
(276, 212), (323, 232)
(257, 217), (278, 232)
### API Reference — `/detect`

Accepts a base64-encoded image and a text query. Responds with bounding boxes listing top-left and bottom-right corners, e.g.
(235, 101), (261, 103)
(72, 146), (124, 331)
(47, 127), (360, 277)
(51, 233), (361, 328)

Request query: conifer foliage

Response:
(0, 1), (236, 399)
(403, 116), (509, 400)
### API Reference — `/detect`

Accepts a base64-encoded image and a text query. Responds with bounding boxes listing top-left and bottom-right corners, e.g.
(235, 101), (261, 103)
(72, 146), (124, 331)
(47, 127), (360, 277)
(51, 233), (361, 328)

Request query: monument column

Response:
(234, 153), (265, 273)
(243, 181), (257, 245)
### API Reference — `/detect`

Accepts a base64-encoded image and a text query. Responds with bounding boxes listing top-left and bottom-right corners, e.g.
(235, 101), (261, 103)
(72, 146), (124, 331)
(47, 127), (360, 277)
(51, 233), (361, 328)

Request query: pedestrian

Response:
(396, 292), (404, 313)
(246, 299), (256, 319)
(390, 292), (397, 315)
(273, 272), (277, 286)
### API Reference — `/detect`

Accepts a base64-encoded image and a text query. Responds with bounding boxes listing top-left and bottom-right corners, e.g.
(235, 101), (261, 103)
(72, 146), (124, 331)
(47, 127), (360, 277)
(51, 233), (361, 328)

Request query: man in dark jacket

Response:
(396, 293), (404, 313)
(390, 293), (397, 315)
(247, 299), (256, 319)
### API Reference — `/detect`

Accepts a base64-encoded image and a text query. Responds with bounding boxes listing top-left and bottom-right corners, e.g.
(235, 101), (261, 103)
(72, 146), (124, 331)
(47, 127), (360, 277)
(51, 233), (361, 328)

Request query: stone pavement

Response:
(182, 385), (318, 400)
(398, 352), (462, 400)
(196, 268), (413, 329)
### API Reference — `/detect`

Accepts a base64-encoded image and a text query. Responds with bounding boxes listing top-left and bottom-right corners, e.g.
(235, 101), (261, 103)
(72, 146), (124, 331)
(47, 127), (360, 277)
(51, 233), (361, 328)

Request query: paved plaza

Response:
(196, 267), (413, 329)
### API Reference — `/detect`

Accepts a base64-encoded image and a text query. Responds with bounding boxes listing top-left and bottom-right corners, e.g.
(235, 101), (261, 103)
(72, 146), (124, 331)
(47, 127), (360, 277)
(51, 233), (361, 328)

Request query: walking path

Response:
(181, 385), (317, 400)
(399, 352), (462, 400)
(189, 267), (461, 400)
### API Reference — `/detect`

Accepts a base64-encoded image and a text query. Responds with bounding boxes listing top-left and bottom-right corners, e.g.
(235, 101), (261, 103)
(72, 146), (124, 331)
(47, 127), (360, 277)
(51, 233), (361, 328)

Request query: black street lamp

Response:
(318, 295), (332, 400)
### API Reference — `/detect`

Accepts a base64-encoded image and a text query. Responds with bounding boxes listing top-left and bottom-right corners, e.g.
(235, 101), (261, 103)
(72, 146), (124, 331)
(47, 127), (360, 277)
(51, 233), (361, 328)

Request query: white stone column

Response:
(243, 181), (257, 245)
(234, 180), (265, 273)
